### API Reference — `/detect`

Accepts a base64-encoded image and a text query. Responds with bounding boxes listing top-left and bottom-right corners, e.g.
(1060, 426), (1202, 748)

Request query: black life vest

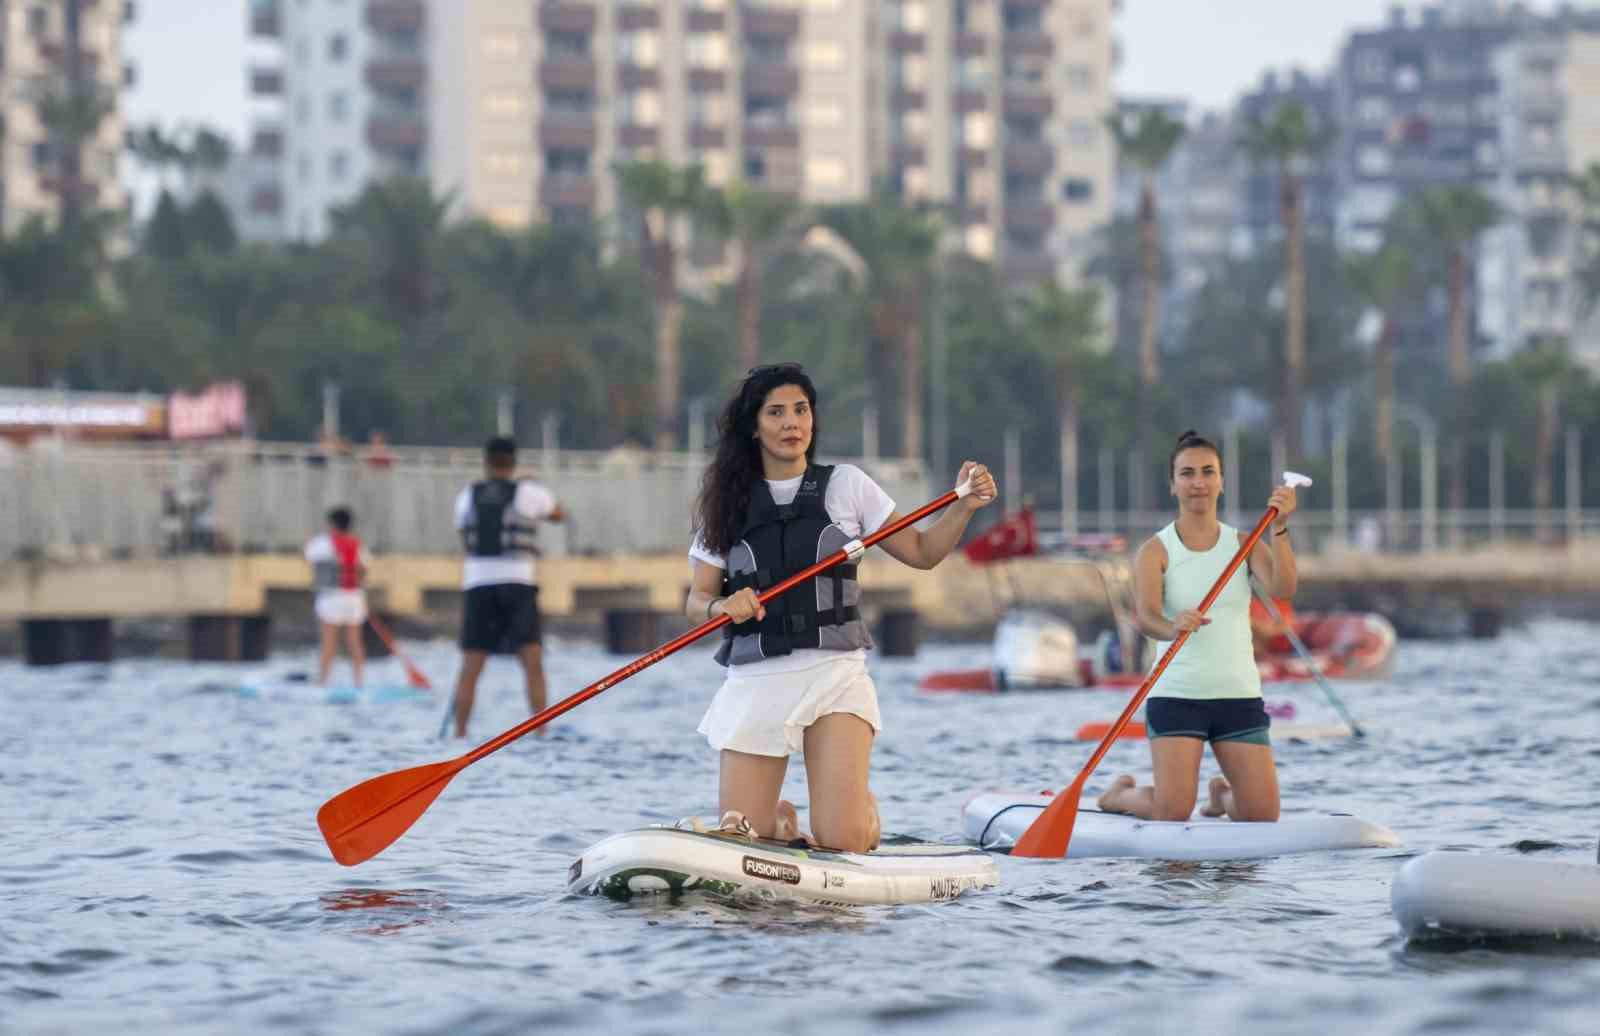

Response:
(461, 479), (540, 557)
(715, 464), (872, 666)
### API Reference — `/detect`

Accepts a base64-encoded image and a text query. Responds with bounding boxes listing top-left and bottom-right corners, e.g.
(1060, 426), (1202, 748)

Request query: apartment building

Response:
(1481, 27), (1600, 368)
(241, 0), (1116, 288)
(0, 0), (128, 235)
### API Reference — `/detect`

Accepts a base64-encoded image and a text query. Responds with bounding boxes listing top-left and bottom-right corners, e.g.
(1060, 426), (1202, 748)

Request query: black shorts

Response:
(460, 584), (541, 653)
(1145, 696), (1271, 746)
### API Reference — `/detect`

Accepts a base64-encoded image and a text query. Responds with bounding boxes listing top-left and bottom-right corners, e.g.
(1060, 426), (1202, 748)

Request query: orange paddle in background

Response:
(1010, 472), (1312, 859)
(318, 478), (978, 867)
(366, 613), (432, 691)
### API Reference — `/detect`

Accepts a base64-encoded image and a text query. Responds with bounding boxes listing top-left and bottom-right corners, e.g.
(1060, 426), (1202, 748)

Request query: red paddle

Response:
(1010, 473), (1308, 858)
(366, 613), (432, 691)
(317, 479), (977, 866)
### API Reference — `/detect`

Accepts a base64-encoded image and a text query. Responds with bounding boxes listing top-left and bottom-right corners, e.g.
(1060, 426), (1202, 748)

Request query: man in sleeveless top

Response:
(450, 437), (565, 738)
(304, 506), (370, 688)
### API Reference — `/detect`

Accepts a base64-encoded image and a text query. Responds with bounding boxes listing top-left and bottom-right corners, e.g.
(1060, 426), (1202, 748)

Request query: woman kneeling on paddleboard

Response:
(1099, 429), (1298, 823)
(685, 363), (997, 852)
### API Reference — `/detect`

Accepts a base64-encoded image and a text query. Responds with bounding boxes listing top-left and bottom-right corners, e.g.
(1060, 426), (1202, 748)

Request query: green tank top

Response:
(1149, 521), (1261, 700)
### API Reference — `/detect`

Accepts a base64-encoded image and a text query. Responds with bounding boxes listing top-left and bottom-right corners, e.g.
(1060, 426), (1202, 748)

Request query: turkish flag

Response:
(962, 507), (1039, 564)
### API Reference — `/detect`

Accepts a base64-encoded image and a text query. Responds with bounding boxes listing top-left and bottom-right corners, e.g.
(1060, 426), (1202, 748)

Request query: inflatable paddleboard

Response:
(569, 827), (998, 906)
(231, 681), (431, 705)
(962, 790), (1399, 860)
(1392, 850), (1600, 940)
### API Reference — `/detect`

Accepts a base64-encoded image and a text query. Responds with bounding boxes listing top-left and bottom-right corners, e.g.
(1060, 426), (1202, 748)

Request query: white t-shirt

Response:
(454, 480), (557, 589)
(303, 532), (370, 605)
(689, 463), (896, 676)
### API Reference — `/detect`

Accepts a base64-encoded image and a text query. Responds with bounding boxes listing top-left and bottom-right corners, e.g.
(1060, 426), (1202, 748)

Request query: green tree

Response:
(1343, 236), (1417, 511)
(1238, 100), (1337, 465)
(701, 181), (805, 375)
(328, 176), (453, 328)
(1017, 281), (1104, 528)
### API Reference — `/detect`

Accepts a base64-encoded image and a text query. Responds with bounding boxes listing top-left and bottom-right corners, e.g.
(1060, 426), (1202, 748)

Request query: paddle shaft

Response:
(1248, 580), (1365, 737)
(1066, 505), (1280, 796)
(454, 486), (967, 768)
(366, 612), (433, 690)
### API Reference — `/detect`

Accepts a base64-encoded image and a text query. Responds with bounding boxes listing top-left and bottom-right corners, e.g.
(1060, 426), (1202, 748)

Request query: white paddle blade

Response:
(1281, 470), (1314, 489)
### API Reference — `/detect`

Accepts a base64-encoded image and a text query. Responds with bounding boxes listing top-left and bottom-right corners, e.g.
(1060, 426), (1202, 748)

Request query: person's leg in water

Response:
(1202, 739), (1280, 821)
(316, 622), (338, 686)
(803, 713), (879, 852)
(1097, 735), (1205, 821)
(718, 749), (792, 838)
(453, 650), (489, 737)
(342, 623), (365, 688)
(516, 642), (549, 737)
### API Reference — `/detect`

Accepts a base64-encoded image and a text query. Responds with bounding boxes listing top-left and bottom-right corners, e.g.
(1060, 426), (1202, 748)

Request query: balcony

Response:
(1004, 139), (1052, 175)
(744, 7), (800, 37)
(250, 68), (284, 95)
(954, 88), (987, 113)
(618, 124), (659, 149)
(744, 63), (799, 97)
(688, 67), (726, 91)
(892, 88), (926, 110)
(959, 147), (988, 168)
(366, 56), (425, 91)
(689, 124), (726, 148)
(745, 121), (799, 149)
(250, 129), (284, 158)
(249, 185), (283, 214)
(1003, 91), (1052, 117)
(1006, 199), (1055, 229)
(366, 0), (422, 33)
(892, 141), (926, 167)
(889, 31), (924, 54)
(540, 2), (596, 33)
(366, 113), (425, 151)
(1002, 251), (1056, 282)
(250, 2), (280, 37)
(1004, 32), (1052, 57)
(619, 63), (659, 89)
(541, 175), (596, 208)
(686, 6), (724, 31)
(619, 4), (658, 29)
(540, 56), (597, 90)
(955, 32), (987, 57)
(539, 116), (596, 150)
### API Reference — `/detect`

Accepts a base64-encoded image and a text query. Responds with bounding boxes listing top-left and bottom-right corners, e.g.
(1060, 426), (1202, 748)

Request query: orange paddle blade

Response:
(399, 659), (432, 691)
(1075, 721), (1147, 742)
(317, 758), (464, 866)
(1009, 777), (1084, 858)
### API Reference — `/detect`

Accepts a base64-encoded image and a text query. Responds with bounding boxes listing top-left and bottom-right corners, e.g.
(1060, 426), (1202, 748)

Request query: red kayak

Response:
(1255, 612), (1397, 682)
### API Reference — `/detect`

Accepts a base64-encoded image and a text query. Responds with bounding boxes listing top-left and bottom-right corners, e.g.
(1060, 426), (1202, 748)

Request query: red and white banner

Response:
(168, 381), (247, 440)
(962, 507), (1039, 564)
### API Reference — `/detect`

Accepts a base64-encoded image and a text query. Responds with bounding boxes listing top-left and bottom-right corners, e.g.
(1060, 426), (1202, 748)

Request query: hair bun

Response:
(1176, 429), (1201, 445)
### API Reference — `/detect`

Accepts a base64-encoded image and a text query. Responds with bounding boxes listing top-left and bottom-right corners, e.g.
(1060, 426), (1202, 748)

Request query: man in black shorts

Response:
(451, 437), (565, 737)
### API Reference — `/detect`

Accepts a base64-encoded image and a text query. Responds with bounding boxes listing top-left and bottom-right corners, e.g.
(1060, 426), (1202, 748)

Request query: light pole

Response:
(1396, 403), (1437, 553)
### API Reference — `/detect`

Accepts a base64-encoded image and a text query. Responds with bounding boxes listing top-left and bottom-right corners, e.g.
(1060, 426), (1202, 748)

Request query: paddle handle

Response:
(1072, 505), (1280, 785)
(367, 613), (433, 691)
(458, 486), (967, 766)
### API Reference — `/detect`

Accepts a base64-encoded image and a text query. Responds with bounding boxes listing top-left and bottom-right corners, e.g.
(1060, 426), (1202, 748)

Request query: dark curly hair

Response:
(694, 365), (819, 556)
(1169, 428), (1222, 479)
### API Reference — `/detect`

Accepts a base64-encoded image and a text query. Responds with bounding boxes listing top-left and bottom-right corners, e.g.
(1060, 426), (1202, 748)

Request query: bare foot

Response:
(773, 800), (801, 842)
(865, 791), (881, 851)
(1200, 776), (1230, 818)
(1098, 774), (1137, 813)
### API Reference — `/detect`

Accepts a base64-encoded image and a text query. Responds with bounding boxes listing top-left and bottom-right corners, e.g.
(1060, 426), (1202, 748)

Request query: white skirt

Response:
(697, 654), (882, 758)
(314, 590), (369, 627)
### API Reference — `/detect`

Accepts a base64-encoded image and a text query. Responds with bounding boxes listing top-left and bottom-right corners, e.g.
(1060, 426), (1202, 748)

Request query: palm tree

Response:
(815, 188), (942, 460)
(1572, 163), (1600, 328)
(328, 176), (454, 328)
(615, 159), (712, 450)
(1018, 282), (1104, 533)
(1238, 100), (1337, 466)
(1513, 338), (1572, 545)
(1106, 106), (1185, 509)
(701, 181), (805, 375)
(1409, 184), (1501, 527)
(39, 0), (110, 230)
(1343, 238), (1416, 507)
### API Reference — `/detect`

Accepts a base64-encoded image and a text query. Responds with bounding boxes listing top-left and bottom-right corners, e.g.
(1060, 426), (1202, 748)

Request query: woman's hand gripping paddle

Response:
(365, 613), (433, 691)
(317, 477), (979, 866)
(1010, 472), (1313, 859)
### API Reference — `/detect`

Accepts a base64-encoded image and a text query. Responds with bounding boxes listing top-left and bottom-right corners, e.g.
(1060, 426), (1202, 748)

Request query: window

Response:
(546, 31), (589, 58)
(686, 32), (727, 68)
(689, 92), (726, 126)
(904, 165), (930, 199)
(891, 0), (927, 32)
(893, 55), (927, 89)
(483, 31), (522, 60)
(1356, 49), (1386, 83)
(745, 151), (767, 180)
(330, 151), (349, 180)
(1358, 145), (1391, 175)
(27, 5), (48, 36)
(806, 157), (848, 190)
(964, 112), (993, 148)
(329, 33), (348, 61)
(547, 89), (593, 116)
(546, 149), (590, 175)
(1476, 139), (1499, 168)
(1065, 64), (1094, 91)
(965, 224), (994, 259)
(1004, 5), (1043, 33)
(618, 30), (659, 67)
(618, 89), (661, 127)
(805, 41), (844, 69)
(30, 141), (51, 167)
(745, 96), (790, 127)
(1529, 122), (1556, 152)
(1393, 64), (1421, 91)
(805, 100), (844, 128)
(1063, 178), (1093, 202)
(484, 91), (526, 117)
(1357, 95), (1388, 125)
(957, 55), (987, 88)
(699, 149), (731, 184)
(328, 91), (348, 122)
(1067, 119), (1097, 148)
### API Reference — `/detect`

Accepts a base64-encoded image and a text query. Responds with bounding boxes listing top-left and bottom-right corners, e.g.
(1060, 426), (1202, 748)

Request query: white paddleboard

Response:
(569, 827), (998, 906)
(962, 790), (1400, 860)
(231, 681), (431, 705)
(1392, 850), (1600, 940)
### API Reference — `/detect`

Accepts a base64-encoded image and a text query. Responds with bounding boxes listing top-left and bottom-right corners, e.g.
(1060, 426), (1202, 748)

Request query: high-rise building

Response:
(1482, 26), (1600, 368)
(240, 0), (1117, 287)
(1, 0), (129, 235)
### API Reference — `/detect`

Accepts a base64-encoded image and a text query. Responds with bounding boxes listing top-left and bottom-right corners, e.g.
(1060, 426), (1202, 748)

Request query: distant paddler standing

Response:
(304, 506), (370, 688)
(1099, 429), (1299, 823)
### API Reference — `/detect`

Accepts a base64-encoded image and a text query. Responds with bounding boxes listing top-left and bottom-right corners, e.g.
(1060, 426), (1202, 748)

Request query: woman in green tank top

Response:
(1098, 430), (1299, 823)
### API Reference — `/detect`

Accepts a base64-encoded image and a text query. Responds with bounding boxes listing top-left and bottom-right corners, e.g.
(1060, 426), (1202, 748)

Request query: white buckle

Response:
(843, 538), (865, 561)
